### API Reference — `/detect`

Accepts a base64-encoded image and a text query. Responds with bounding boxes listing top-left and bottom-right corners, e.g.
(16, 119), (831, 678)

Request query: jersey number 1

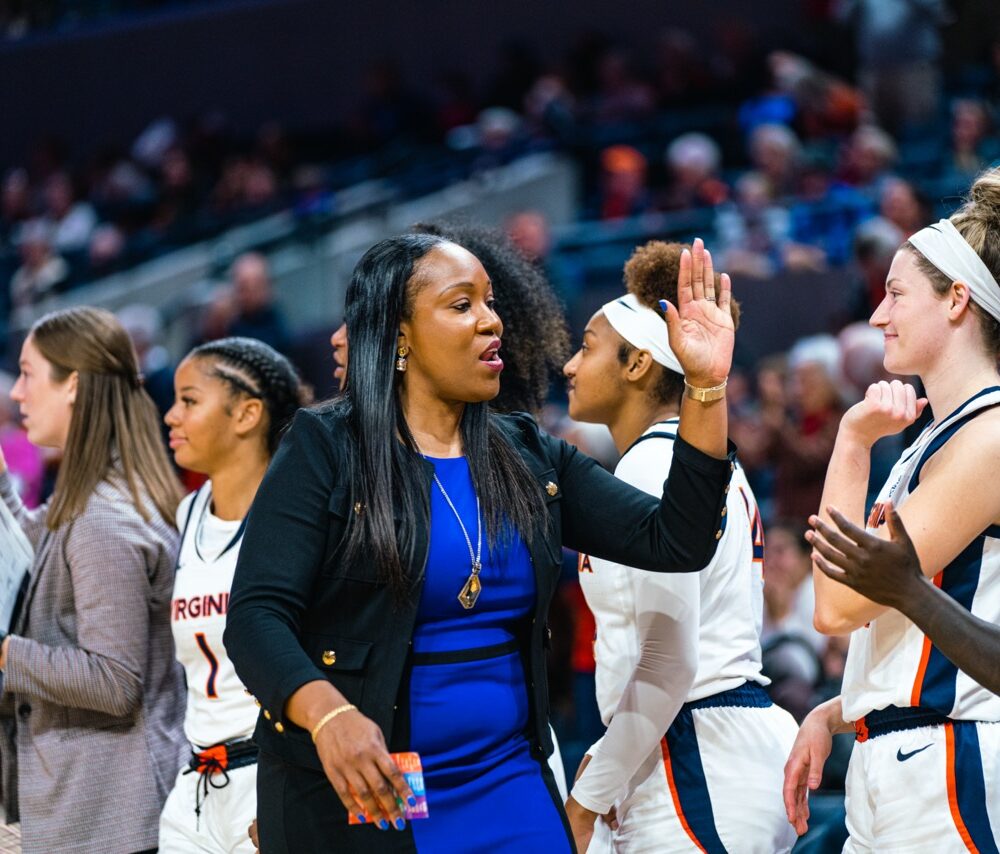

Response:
(195, 632), (220, 699)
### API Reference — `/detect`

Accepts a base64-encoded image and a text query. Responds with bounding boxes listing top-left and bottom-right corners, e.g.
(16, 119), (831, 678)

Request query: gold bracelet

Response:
(310, 703), (357, 743)
(684, 378), (728, 403)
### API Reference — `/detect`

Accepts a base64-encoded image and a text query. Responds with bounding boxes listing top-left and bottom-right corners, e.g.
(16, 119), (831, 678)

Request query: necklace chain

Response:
(432, 473), (482, 571)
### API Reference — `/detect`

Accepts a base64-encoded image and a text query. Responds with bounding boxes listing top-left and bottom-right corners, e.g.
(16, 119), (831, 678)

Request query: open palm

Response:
(661, 238), (734, 387)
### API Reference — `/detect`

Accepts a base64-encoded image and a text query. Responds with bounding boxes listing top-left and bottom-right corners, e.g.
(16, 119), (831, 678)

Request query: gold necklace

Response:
(431, 472), (483, 610)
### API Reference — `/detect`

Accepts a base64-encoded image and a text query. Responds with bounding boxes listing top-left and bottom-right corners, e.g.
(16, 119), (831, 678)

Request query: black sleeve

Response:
(224, 408), (337, 723)
(548, 429), (735, 573)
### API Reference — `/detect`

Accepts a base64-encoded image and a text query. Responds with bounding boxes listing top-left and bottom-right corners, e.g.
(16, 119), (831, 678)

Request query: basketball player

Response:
(159, 338), (307, 853)
(786, 169), (1000, 851)
(563, 240), (798, 853)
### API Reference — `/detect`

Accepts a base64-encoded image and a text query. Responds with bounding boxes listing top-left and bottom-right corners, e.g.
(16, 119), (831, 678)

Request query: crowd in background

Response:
(1, 3), (999, 834)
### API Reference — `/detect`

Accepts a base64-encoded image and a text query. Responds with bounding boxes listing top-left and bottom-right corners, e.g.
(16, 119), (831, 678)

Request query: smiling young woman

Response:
(224, 232), (737, 853)
(159, 337), (308, 854)
(0, 306), (186, 854)
(784, 167), (1000, 851)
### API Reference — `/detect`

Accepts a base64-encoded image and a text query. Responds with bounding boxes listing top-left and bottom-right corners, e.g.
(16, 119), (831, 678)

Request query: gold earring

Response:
(395, 345), (408, 372)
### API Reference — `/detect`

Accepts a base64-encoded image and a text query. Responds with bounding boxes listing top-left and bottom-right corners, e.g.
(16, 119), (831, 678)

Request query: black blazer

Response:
(225, 407), (734, 773)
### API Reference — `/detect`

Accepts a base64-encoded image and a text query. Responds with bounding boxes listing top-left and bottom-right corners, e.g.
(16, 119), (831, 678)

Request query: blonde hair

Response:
(30, 307), (183, 530)
(905, 167), (1000, 356)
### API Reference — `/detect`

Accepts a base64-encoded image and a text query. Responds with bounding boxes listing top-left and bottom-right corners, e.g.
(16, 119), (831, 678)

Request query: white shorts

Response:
(159, 760), (258, 854)
(588, 686), (798, 853)
(844, 717), (1000, 853)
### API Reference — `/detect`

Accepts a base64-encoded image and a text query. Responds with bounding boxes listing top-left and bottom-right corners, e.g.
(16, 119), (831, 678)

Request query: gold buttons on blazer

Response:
(721, 507), (727, 517)
(715, 529), (723, 540)
(545, 482), (558, 497)
(254, 698), (261, 708)
(322, 649), (337, 666)
(274, 722), (285, 733)
(263, 709), (271, 720)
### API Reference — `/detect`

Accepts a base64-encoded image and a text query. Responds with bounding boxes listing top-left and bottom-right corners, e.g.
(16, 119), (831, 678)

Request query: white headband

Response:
(601, 293), (683, 375)
(908, 218), (1000, 323)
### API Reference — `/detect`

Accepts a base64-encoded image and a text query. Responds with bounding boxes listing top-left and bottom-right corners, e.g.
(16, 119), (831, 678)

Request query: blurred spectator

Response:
(116, 303), (175, 419)
(505, 210), (552, 265)
(837, 0), (948, 132)
(1, 168), (31, 246)
(761, 518), (825, 721)
(739, 335), (845, 521)
(652, 27), (714, 107)
(591, 49), (656, 124)
(9, 220), (68, 319)
(838, 124), (898, 189)
(41, 172), (97, 252)
(0, 370), (43, 507)
(87, 223), (126, 276)
(225, 252), (291, 355)
(948, 98), (999, 179)
(191, 283), (236, 349)
(850, 216), (904, 316)
(715, 172), (791, 278)
(597, 145), (652, 220)
(762, 518), (823, 651)
(878, 177), (927, 238)
(789, 153), (875, 266)
(767, 51), (865, 138)
(658, 133), (729, 211)
(748, 123), (803, 198)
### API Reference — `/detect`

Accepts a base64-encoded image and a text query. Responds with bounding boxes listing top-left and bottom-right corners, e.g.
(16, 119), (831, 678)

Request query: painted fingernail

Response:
(407, 796), (417, 807)
(356, 814), (367, 824)
(378, 819), (389, 831)
(658, 299), (668, 311)
(394, 817), (406, 830)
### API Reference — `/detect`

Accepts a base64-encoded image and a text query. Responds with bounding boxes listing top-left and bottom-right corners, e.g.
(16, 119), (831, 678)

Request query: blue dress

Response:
(408, 456), (571, 853)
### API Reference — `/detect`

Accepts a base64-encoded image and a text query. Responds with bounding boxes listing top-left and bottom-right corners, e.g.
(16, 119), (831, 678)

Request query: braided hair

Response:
(188, 337), (310, 456)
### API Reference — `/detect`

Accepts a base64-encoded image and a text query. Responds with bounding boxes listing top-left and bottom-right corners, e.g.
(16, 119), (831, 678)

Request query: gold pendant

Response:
(458, 563), (482, 610)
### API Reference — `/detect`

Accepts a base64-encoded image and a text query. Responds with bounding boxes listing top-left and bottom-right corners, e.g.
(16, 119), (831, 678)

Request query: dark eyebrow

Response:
(583, 329), (595, 338)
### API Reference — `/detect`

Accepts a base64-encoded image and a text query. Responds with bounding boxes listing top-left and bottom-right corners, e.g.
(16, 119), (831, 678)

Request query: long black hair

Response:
(341, 233), (546, 599)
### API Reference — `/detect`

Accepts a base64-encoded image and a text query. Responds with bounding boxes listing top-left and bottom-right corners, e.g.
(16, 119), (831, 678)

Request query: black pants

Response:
(256, 750), (416, 854)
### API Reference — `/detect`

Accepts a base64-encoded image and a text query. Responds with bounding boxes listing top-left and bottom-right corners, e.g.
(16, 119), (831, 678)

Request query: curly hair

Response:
(619, 241), (742, 406)
(414, 221), (570, 414)
(188, 337), (311, 456)
(623, 240), (741, 328)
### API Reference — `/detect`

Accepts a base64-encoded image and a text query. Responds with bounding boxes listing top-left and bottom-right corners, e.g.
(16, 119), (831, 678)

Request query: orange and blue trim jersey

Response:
(172, 484), (259, 748)
(842, 387), (1000, 724)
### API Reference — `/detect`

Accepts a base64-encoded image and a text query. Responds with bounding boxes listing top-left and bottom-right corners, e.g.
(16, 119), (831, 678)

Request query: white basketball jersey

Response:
(580, 418), (768, 725)
(842, 386), (1000, 723)
(172, 483), (259, 748)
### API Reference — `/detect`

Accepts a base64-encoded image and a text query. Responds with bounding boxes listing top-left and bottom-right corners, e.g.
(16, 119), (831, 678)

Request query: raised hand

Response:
(840, 380), (928, 450)
(659, 237), (734, 388)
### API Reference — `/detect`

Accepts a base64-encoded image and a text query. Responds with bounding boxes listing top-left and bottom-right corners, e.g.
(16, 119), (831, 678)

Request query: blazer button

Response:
(322, 650), (336, 666)
(16, 703), (30, 717)
(254, 698), (261, 707)
(263, 709), (272, 720)
(274, 722), (285, 733)
(715, 529), (723, 540)
(724, 484), (730, 494)
(545, 481), (558, 497)
(721, 507), (727, 517)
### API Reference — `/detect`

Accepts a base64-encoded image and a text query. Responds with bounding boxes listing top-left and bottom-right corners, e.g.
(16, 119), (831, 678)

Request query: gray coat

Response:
(0, 467), (186, 854)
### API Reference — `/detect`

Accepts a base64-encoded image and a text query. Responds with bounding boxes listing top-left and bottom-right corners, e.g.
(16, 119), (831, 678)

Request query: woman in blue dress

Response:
(226, 233), (737, 852)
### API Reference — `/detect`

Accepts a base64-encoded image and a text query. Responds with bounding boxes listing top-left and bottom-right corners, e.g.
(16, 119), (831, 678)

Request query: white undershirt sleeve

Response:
(570, 440), (702, 816)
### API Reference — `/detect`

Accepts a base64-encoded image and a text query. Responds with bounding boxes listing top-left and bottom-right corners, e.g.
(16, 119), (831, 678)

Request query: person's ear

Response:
(948, 280), (972, 319)
(66, 370), (79, 406)
(233, 397), (264, 438)
(624, 349), (655, 384)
